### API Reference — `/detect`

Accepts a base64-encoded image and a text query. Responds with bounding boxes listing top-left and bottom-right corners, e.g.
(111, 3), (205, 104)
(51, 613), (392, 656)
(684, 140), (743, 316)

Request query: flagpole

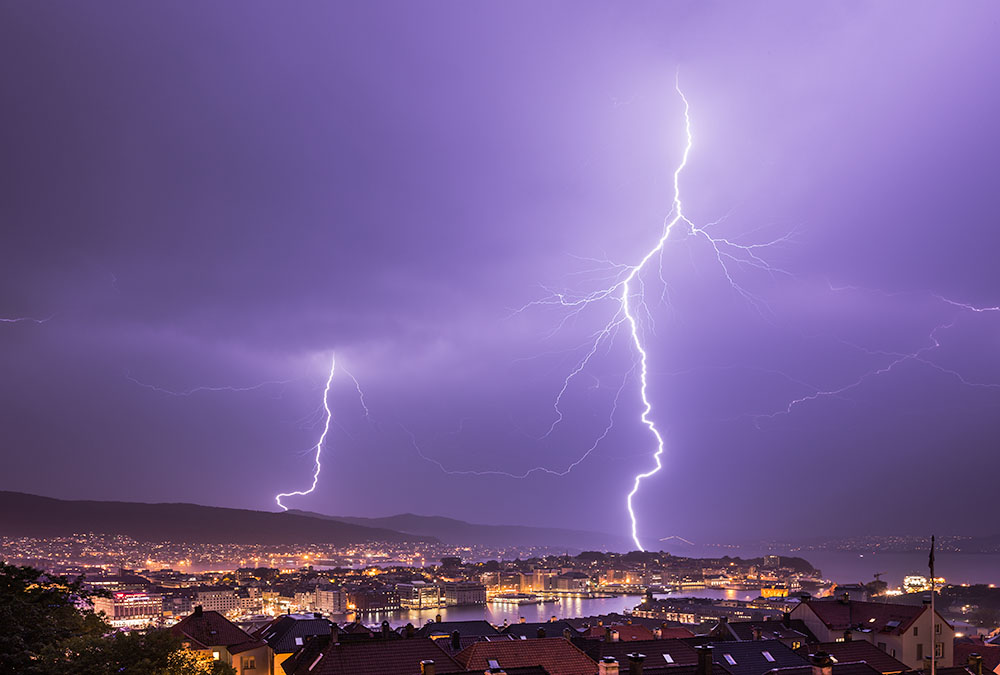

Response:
(930, 534), (936, 675)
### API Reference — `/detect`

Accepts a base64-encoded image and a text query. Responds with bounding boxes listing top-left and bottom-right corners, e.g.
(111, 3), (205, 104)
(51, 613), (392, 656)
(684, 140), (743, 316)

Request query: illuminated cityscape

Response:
(3, 1), (1000, 674)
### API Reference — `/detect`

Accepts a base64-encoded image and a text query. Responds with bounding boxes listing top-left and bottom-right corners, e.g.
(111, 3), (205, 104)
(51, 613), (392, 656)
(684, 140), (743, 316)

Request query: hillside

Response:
(291, 510), (630, 551)
(0, 492), (435, 545)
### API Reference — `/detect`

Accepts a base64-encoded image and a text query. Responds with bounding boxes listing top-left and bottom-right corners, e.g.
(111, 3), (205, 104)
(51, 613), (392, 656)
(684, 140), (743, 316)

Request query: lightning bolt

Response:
(405, 76), (787, 551)
(749, 288), (1000, 425)
(275, 354), (336, 511)
(1, 315), (54, 324)
(515, 77), (788, 551)
(125, 371), (294, 396)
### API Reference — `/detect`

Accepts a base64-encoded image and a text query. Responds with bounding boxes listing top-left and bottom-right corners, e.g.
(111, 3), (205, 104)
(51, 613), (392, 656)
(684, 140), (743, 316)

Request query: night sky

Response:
(2, 2), (999, 546)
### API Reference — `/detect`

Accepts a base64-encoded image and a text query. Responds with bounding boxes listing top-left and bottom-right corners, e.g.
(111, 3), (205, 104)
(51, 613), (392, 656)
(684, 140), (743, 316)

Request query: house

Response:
(954, 637), (1000, 675)
(254, 614), (335, 674)
(171, 606), (272, 675)
(456, 637), (599, 675)
(790, 598), (954, 670)
(574, 637), (701, 668)
(502, 621), (581, 640)
(794, 641), (909, 674)
(709, 617), (817, 651)
(279, 636), (466, 675)
(705, 640), (811, 675)
(583, 624), (658, 642)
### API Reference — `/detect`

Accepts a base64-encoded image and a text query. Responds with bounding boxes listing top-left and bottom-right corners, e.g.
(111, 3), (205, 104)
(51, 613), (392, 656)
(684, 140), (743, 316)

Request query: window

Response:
(763, 652), (776, 663)
(213, 652), (221, 661)
(913, 626), (919, 637)
(935, 623), (941, 635)
(917, 644), (923, 661)
(724, 654), (737, 666)
(935, 643), (944, 659)
(295, 637), (304, 646)
(792, 642), (801, 650)
(664, 654), (675, 664)
(242, 657), (256, 670)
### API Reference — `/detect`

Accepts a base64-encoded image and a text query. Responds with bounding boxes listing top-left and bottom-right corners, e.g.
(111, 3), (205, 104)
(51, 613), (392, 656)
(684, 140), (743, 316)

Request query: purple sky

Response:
(2, 2), (999, 546)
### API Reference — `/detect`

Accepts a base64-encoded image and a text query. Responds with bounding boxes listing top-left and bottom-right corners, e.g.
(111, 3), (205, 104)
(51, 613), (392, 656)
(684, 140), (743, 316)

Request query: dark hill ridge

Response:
(291, 510), (630, 551)
(0, 492), (435, 545)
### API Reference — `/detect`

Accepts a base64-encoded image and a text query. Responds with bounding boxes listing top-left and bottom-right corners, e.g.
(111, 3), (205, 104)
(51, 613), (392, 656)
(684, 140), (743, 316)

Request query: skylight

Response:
(664, 654), (675, 664)
(724, 654), (737, 665)
(763, 651), (775, 662)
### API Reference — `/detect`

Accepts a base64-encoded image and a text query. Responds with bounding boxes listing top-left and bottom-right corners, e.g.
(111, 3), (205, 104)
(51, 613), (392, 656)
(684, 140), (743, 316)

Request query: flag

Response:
(928, 535), (935, 579)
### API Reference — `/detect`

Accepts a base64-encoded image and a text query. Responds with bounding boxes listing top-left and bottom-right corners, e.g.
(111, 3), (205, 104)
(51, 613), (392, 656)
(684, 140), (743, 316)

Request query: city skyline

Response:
(2, 1), (1000, 543)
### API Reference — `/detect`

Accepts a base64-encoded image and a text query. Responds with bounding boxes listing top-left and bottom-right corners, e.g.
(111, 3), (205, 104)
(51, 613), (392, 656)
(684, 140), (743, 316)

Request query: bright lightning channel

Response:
(405, 77), (786, 551)
(275, 355), (337, 511)
(519, 79), (787, 551)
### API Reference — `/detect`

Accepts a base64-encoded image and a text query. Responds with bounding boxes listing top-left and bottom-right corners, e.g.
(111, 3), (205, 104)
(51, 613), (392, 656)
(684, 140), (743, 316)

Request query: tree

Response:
(0, 561), (109, 674)
(0, 562), (234, 675)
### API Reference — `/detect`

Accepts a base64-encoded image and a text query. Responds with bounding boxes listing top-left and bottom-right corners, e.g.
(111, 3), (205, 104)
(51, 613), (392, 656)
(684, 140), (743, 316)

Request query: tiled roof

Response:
(708, 640), (810, 675)
(801, 600), (926, 635)
(171, 610), (256, 650)
(955, 641), (1000, 674)
(768, 663), (883, 675)
(796, 641), (909, 674)
(229, 638), (268, 655)
(722, 620), (817, 643)
(457, 637), (598, 675)
(640, 662), (733, 675)
(254, 615), (335, 654)
(577, 637), (700, 666)
(281, 637), (466, 675)
(502, 621), (580, 639)
(583, 623), (657, 641)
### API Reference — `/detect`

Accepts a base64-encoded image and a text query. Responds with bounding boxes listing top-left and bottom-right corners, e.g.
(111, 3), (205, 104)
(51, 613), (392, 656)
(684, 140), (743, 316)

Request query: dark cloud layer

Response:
(2, 1), (999, 544)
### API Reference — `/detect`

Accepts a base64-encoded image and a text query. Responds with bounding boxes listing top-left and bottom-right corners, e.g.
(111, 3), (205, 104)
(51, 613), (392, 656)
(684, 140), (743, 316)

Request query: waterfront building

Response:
(92, 590), (163, 628)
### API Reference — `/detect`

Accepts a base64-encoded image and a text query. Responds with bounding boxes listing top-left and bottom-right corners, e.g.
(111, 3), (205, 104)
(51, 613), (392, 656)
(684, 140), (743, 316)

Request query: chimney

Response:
(564, 628), (574, 640)
(420, 660), (436, 675)
(193, 605), (203, 618)
(520, 616), (526, 624)
(381, 621), (390, 639)
(405, 623), (415, 638)
(331, 622), (339, 640)
(551, 615), (558, 623)
(801, 593), (812, 602)
(599, 657), (620, 675)
(782, 612), (791, 627)
(720, 616), (729, 624)
(968, 654), (984, 675)
(696, 645), (714, 675)
(537, 627), (546, 638)
(451, 631), (461, 651)
(435, 613), (442, 623)
(605, 627), (619, 642)
(843, 630), (852, 642)
(627, 653), (646, 675)
(809, 651), (834, 675)
(752, 627), (763, 641)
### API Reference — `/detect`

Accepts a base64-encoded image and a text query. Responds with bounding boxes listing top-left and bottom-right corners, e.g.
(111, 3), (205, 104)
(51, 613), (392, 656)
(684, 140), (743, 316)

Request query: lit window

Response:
(724, 654), (737, 666)
(212, 652), (220, 660)
(664, 654), (675, 664)
(763, 652), (775, 662)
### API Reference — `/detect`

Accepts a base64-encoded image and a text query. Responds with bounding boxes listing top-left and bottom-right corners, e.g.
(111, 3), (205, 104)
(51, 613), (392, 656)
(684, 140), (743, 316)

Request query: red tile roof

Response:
(802, 600), (927, 635)
(457, 637), (598, 675)
(955, 640), (1000, 675)
(282, 637), (466, 675)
